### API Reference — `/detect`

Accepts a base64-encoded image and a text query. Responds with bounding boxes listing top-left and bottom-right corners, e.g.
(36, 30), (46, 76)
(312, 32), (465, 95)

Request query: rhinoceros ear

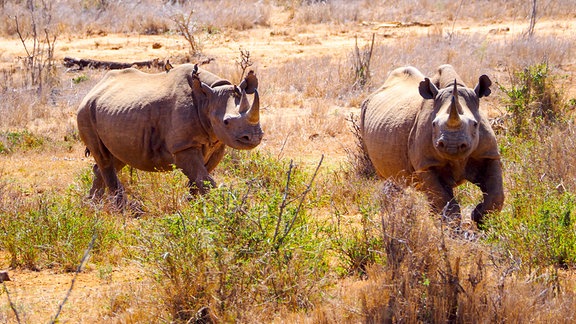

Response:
(419, 77), (438, 100)
(474, 74), (492, 98)
(239, 70), (258, 94)
(186, 73), (213, 99)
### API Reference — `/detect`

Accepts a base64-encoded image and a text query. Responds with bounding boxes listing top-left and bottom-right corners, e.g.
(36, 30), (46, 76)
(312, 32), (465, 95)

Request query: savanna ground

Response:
(1, 0), (576, 323)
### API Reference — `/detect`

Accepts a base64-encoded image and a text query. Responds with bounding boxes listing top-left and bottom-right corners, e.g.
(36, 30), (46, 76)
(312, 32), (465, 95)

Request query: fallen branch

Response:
(63, 56), (215, 71)
(63, 56), (162, 70)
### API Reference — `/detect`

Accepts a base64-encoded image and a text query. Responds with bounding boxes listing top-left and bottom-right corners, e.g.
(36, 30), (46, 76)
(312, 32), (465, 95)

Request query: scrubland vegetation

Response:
(1, 0), (576, 322)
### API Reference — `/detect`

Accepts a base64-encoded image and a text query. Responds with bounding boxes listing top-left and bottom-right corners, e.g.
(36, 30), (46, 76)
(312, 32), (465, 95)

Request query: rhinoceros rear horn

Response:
(238, 88), (250, 113)
(239, 70), (258, 94)
(474, 74), (492, 98)
(246, 89), (260, 124)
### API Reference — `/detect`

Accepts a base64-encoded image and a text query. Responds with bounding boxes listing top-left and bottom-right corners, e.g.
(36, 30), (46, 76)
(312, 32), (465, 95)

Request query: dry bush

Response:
(345, 112), (376, 179)
(0, 68), (102, 137)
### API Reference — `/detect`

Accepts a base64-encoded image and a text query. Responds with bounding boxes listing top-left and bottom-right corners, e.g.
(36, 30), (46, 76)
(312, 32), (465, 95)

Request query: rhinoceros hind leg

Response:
(89, 157), (127, 209)
(88, 164), (105, 201)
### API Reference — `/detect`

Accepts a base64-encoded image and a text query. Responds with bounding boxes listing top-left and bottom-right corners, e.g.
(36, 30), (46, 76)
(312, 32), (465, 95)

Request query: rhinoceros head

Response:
(419, 75), (492, 159)
(187, 69), (263, 150)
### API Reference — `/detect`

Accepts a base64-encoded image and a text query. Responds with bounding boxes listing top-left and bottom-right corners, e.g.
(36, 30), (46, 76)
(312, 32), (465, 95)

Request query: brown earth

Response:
(1, 7), (575, 322)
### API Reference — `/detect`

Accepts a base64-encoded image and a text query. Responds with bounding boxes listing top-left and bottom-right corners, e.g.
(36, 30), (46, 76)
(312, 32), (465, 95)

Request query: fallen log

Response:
(63, 57), (161, 70)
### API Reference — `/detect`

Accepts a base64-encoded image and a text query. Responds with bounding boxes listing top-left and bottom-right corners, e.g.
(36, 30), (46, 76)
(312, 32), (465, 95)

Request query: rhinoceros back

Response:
(361, 66), (425, 180)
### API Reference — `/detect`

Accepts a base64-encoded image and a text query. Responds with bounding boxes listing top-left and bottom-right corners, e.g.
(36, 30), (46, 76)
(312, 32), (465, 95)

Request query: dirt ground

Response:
(1, 7), (575, 322)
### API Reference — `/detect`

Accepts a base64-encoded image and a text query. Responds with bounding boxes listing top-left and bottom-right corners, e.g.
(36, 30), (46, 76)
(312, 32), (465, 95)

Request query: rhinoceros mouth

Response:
(435, 142), (472, 159)
(233, 133), (263, 149)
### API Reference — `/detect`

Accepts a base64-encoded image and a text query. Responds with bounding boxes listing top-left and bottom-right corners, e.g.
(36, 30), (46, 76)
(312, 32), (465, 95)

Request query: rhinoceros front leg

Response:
(417, 170), (461, 221)
(469, 159), (505, 225)
(205, 145), (226, 174)
(174, 148), (216, 195)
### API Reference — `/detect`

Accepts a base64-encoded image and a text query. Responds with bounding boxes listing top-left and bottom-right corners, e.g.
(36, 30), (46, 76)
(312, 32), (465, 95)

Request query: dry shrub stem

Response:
(12, 2), (57, 91)
(527, 0), (537, 37)
(274, 155), (323, 249)
(352, 33), (374, 89)
(172, 8), (201, 56)
(346, 113), (376, 178)
(236, 48), (253, 81)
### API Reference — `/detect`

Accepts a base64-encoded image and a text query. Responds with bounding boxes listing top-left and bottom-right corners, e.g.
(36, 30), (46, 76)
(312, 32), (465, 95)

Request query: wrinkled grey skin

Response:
(77, 64), (263, 207)
(360, 65), (504, 225)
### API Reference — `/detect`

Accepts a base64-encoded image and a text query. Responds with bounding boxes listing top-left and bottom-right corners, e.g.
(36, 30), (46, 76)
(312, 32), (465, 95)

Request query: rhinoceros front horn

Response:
(246, 89), (260, 124)
(447, 80), (462, 128)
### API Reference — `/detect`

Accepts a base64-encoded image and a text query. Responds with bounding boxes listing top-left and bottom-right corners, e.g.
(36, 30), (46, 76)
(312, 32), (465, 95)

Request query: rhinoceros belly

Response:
(93, 105), (176, 171)
(99, 124), (175, 171)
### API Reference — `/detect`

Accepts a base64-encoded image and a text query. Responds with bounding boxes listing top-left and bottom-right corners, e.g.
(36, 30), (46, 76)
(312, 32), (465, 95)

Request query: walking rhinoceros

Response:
(77, 64), (263, 208)
(360, 65), (504, 225)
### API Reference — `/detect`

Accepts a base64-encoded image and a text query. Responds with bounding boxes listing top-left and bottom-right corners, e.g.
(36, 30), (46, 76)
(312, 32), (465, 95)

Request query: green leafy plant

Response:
(0, 130), (45, 153)
(0, 190), (123, 271)
(138, 151), (331, 322)
(498, 62), (569, 136)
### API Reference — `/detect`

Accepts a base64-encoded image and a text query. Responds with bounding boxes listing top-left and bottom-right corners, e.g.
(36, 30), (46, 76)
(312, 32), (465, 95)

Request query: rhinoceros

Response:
(360, 65), (504, 225)
(77, 64), (263, 207)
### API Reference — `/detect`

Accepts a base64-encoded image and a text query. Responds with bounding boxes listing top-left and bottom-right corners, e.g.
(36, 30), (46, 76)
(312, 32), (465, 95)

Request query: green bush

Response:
(0, 130), (45, 153)
(491, 62), (576, 271)
(0, 189), (123, 271)
(138, 151), (332, 322)
(498, 62), (570, 136)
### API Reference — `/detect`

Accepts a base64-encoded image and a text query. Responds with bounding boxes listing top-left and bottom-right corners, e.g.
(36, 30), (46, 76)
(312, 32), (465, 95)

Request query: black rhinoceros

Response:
(77, 64), (263, 207)
(360, 64), (504, 225)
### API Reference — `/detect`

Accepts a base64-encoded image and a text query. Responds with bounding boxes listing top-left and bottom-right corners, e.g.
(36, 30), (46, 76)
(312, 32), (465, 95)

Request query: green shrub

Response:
(0, 189), (123, 271)
(489, 65), (576, 270)
(0, 130), (45, 153)
(486, 136), (576, 271)
(498, 62), (570, 136)
(72, 74), (89, 84)
(138, 151), (332, 322)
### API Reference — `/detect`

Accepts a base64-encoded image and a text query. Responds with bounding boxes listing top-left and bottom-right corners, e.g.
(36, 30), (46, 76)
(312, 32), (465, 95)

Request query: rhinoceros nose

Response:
(436, 139), (469, 154)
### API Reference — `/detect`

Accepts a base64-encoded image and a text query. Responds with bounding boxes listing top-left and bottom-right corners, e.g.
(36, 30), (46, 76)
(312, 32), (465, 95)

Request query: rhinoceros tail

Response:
(84, 147), (91, 157)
